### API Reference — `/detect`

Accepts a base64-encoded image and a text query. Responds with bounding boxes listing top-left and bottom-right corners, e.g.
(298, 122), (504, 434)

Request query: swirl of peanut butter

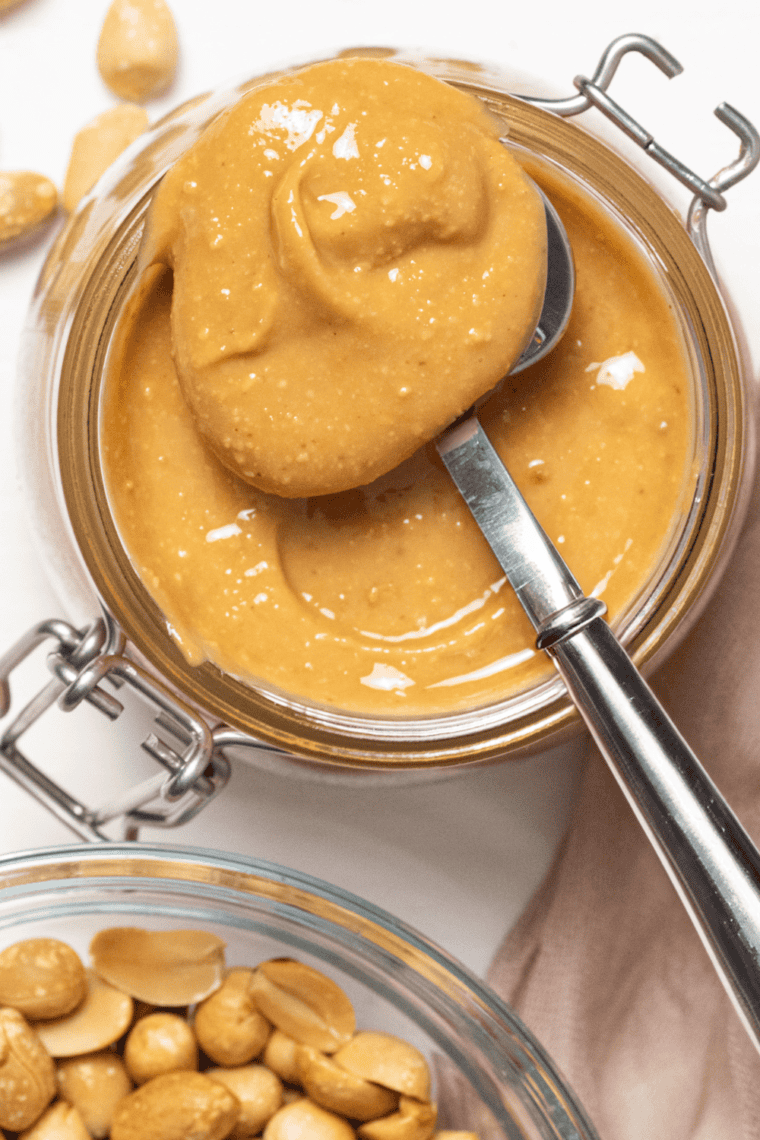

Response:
(141, 58), (547, 497)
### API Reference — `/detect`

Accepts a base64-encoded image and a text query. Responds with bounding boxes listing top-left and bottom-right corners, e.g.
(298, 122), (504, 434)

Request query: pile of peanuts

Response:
(0, 928), (481, 1140)
(1, 0), (177, 249)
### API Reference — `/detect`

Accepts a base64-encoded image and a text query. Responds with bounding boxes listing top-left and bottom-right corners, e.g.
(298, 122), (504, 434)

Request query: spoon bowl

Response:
(513, 190), (575, 372)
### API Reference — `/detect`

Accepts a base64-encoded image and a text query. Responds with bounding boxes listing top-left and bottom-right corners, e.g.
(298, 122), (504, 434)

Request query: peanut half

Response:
(33, 970), (133, 1058)
(57, 1050), (132, 1139)
(0, 172), (57, 250)
(97, 0), (178, 102)
(358, 1096), (437, 1140)
(250, 959), (355, 1054)
(206, 1064), (283, 1139)
(296, 1043), (399, 1122)
(89, 926), (225, 1007)
(262, 1029), (300, 1085)
(263, 1097), (355, 1140)
(63, 105), (149, 213)
(18, 1100), (90, 1140)
(334, 1031), (431, 1101)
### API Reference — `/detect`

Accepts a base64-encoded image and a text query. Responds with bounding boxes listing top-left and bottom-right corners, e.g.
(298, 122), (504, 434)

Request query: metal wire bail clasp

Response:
(0, 618), (230, 841)
(524, 33), (760, 267)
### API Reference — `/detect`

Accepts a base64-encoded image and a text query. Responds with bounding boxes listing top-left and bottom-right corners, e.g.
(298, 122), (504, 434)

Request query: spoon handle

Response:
(437, 413), (760, 1052)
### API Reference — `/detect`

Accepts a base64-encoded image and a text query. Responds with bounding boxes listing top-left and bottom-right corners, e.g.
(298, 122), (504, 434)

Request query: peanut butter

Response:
(101, 62), (692, 719)
(140, 58), (547, 497)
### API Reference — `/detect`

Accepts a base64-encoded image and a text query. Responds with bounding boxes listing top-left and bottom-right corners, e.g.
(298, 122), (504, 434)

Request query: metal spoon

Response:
(512, 193), (575, 373)
(436, 193), (760, 1053)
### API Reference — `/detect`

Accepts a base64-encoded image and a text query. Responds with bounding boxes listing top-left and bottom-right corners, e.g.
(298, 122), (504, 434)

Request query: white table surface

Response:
(0, 0), (758, 982)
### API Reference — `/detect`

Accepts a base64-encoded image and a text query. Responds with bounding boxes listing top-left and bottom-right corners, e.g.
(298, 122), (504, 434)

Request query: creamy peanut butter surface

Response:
(101, 64), (692, 718)
(141, 58), (547, 497)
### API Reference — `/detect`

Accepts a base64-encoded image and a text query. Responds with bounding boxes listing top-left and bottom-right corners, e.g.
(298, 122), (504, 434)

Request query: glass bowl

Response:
(0, 842), (598, 1140)
(16, 48), (753, 773)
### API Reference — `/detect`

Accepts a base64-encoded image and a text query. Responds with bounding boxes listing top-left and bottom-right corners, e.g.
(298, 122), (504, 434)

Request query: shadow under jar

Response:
(17, 43), (754, 776)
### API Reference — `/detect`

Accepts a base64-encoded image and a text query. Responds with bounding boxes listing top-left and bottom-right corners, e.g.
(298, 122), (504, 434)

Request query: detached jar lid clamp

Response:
(3, 33), (759, 840)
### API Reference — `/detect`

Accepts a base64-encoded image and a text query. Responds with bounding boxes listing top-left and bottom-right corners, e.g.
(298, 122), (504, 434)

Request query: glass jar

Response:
(14, 36), (757, 784)
(0, 841), (599, 1140)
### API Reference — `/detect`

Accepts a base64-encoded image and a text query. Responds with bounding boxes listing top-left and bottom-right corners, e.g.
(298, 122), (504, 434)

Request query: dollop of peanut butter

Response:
(141, 57), (546, 497)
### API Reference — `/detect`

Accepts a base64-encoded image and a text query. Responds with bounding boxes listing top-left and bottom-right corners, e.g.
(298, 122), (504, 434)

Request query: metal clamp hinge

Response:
(523, 33), (760, 225)
(0, 618), (230, 841)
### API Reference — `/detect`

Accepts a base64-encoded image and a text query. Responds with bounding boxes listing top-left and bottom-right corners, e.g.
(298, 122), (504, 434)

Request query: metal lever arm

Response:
(438, 415), (760, 1053)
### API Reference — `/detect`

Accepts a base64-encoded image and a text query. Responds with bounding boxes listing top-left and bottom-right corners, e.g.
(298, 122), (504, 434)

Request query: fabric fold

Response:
(488, 504), (760, 1139)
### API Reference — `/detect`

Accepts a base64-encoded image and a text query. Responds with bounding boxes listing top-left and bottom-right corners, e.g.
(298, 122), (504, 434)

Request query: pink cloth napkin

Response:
(488, 477), (760, 1138)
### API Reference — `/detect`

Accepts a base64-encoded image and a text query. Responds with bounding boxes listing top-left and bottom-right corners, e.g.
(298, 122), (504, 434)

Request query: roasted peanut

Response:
(263, 1097), (355, 1140)
(251, 960), (355, 1053)
(0, 1007), (56, 1131)
(18, 1100), (90, 1140)
(207, 1064), (283, 1139)
(195, 968), (270, 1067)
(110, 1071), (239, 1140)
(124, 1011), (198, 1084)
(334, 1031), (430, 1101)
(358, 1097), (437, 1140)
(0, 930), (482, 1140)
(57, 1050), (132, 1139)
(296, 1043), (399, 1121)
(262, 1029), (299, 1085)
(97, 0), (178, 102)
(33, 970), (133, 1058)
(0, 172), (57, 250)
(63, 106), (149, 213)
(0, 939), (86, 1021)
